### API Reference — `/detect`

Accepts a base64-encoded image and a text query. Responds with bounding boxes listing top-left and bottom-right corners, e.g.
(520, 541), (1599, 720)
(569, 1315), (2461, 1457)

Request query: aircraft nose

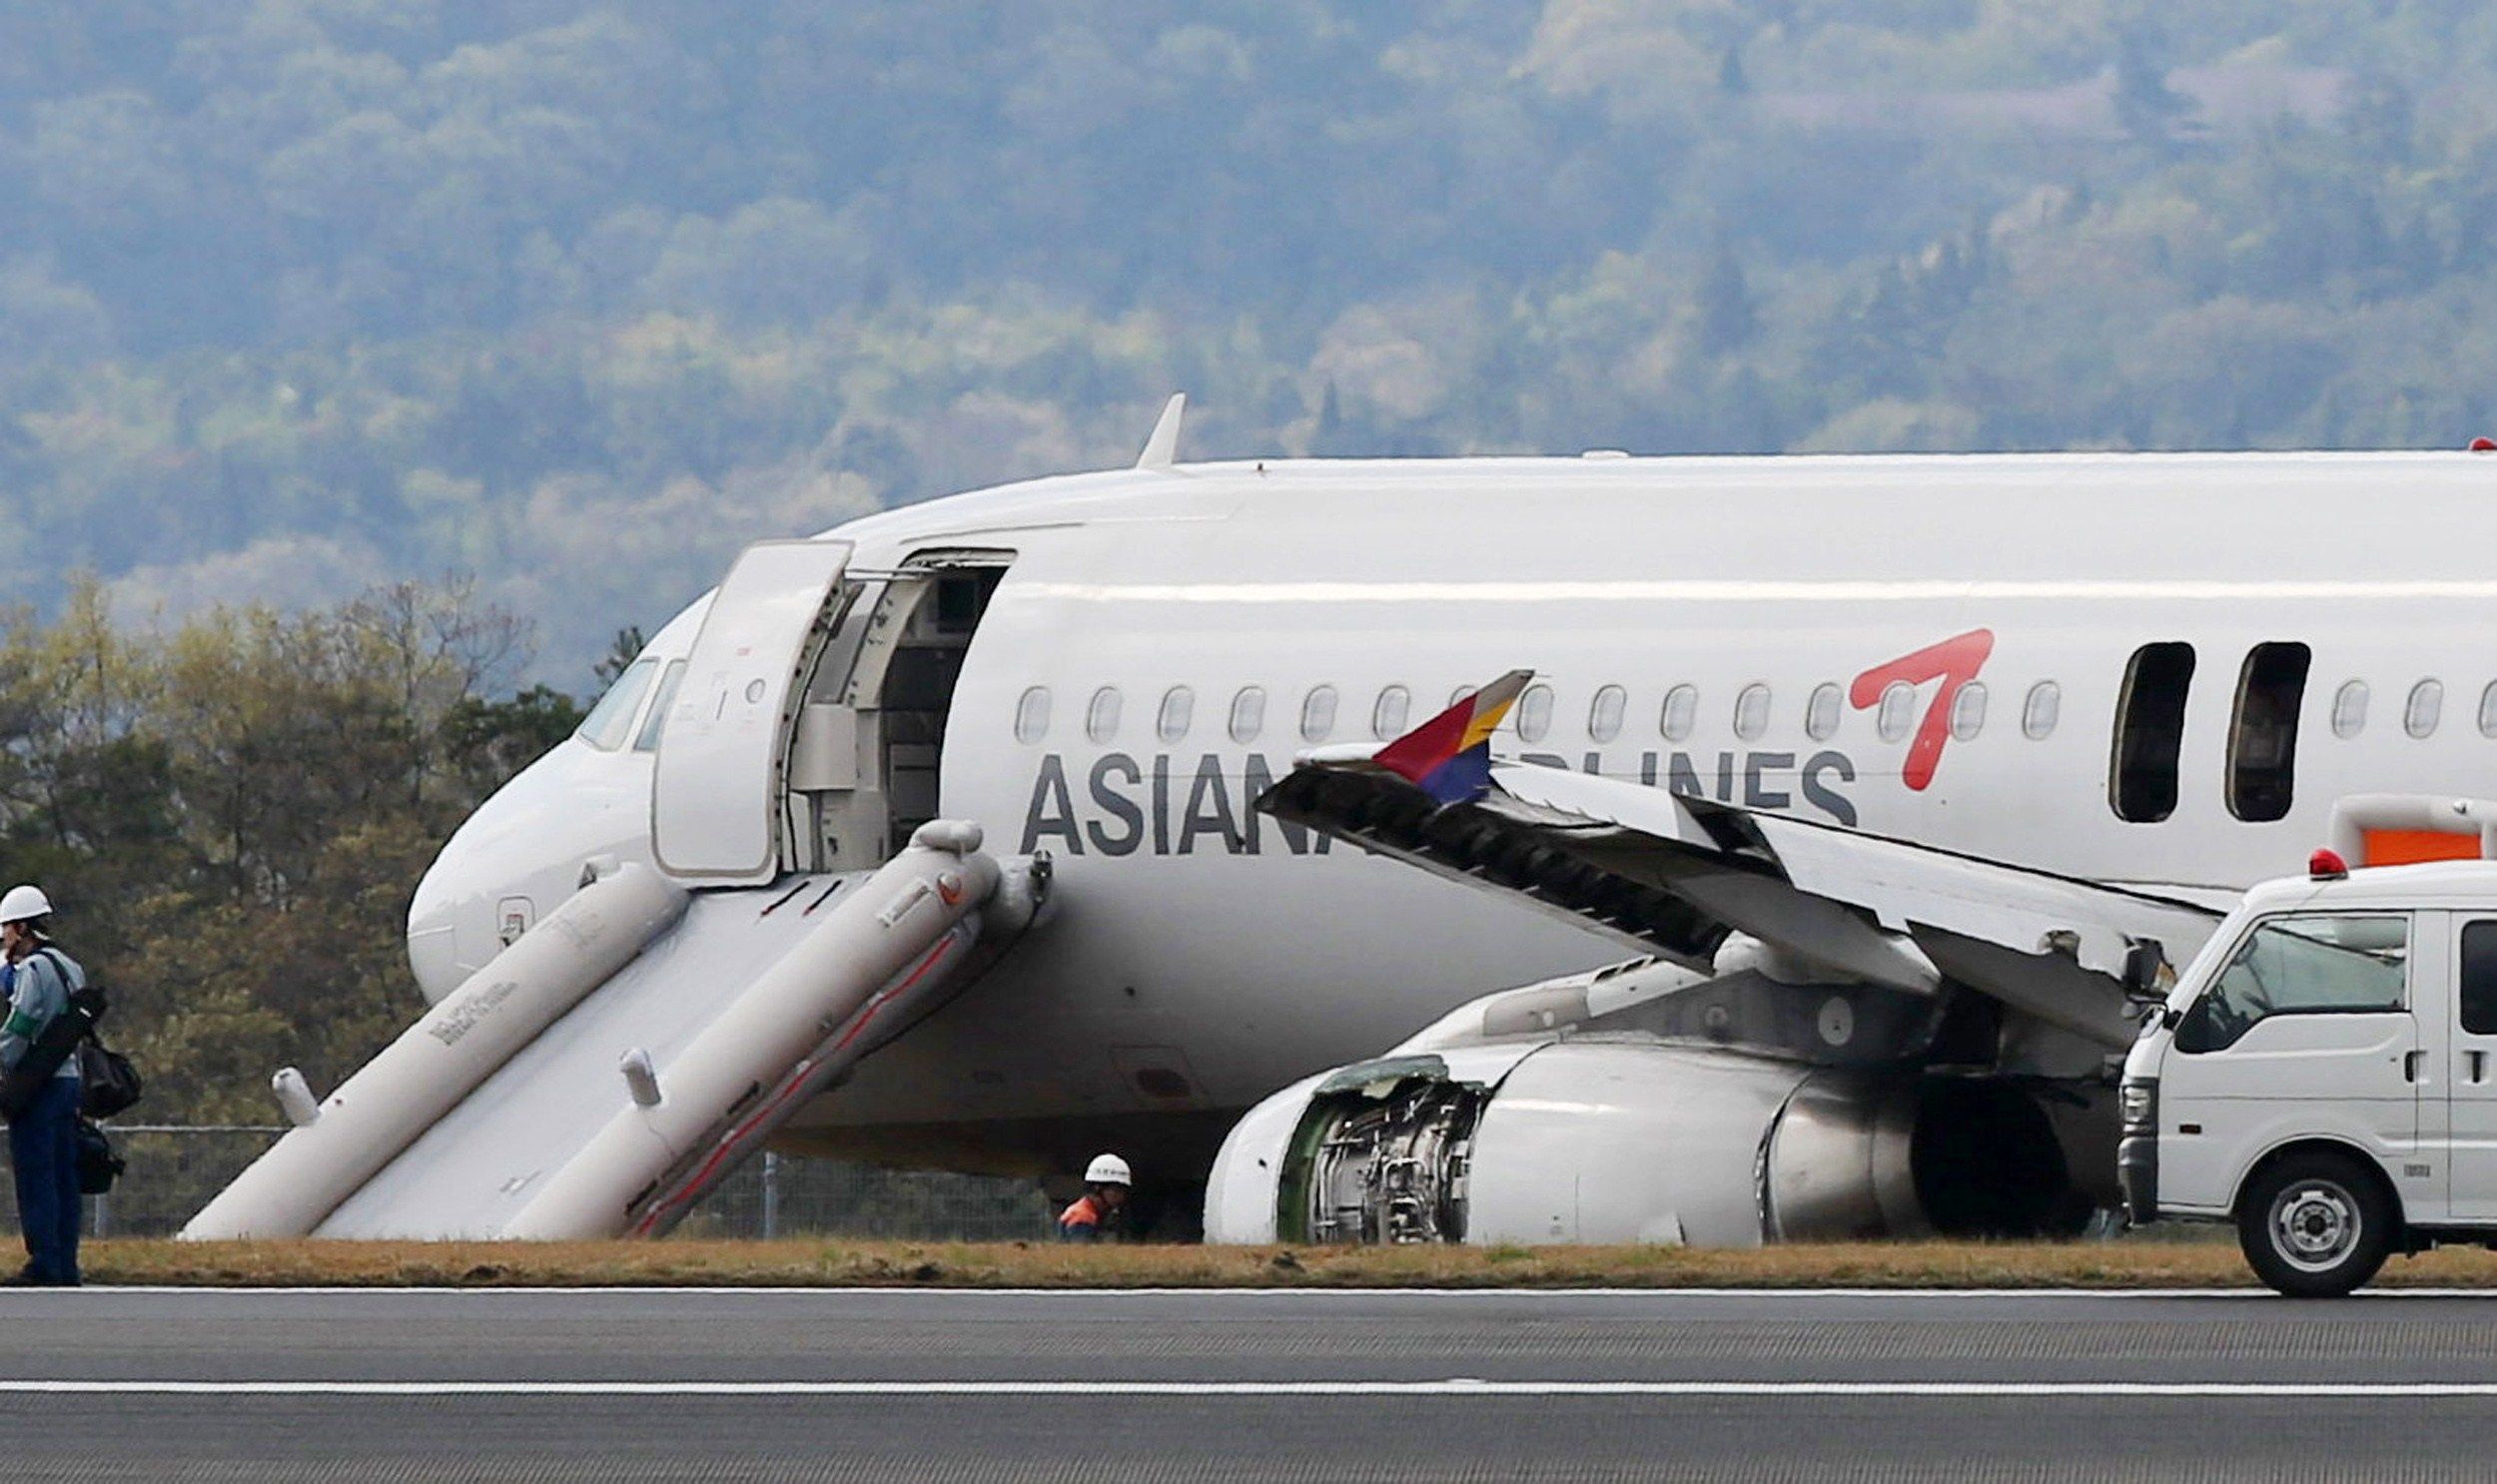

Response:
(402, 735), (662, 1003)
(406, 814), (509, 1003)
(406, 861), (467, 1002)
(401, 749), (561, 1003)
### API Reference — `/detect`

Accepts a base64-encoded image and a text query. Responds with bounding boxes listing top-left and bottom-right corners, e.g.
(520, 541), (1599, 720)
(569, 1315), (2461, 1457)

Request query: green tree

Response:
(593, 626), (648, 687)
(0, 580), (565, 1125)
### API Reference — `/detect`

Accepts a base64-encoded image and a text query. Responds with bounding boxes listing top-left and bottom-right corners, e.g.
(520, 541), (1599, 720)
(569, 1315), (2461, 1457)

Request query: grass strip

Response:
(66, 1237), (2497, 1289)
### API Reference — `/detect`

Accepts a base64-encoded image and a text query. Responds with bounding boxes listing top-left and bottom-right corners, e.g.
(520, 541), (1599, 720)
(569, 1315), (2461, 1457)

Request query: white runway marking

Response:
(2, 1379), (2496, 1398)
(39, 1284), (2497, 1298)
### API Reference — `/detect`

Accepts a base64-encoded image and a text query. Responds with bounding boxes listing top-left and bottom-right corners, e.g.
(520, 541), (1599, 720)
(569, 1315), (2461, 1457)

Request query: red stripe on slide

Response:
(627, 933), (962, 1236)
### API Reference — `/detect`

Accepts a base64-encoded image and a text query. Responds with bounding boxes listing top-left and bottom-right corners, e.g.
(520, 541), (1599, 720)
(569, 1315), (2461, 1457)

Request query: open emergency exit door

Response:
(651, 539), (854, 884)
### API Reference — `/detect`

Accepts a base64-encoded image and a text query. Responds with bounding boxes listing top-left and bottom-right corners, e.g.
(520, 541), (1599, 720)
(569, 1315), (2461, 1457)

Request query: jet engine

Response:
(1205, 1034), (2096, 1247)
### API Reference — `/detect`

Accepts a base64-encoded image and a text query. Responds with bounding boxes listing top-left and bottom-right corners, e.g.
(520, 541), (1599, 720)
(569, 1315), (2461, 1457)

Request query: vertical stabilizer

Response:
(1135, 392), (1186, 469)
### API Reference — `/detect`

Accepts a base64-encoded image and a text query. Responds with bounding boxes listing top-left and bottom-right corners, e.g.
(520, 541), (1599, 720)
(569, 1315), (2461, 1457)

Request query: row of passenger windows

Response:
(577, 654), (2497, 761)
(2324, 676), (2470, 740)
(1010, 678), (2067, 747)
(1011, 669), (2497, 751)
(1019, 646), (2488, 829)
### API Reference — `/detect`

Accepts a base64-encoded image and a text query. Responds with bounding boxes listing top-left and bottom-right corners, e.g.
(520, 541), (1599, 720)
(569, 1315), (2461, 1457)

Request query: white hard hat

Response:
(0, 885), (51, 926)
(1084, 1152), (1132, 1186)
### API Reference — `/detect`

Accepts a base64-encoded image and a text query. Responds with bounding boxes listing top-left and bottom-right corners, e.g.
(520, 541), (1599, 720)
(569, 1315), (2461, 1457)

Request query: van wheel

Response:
(2237, 1151), (2394, 1297)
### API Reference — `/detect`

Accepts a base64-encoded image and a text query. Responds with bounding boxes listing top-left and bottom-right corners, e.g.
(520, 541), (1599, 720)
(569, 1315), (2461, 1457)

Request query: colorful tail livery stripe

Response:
(1373, 669), (1534, 806)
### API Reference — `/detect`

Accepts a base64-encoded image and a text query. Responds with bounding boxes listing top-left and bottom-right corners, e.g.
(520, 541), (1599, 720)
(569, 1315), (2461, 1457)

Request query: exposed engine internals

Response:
(1277, 1057), (2085, 1245)
(1289, 1077), (1482, 1243)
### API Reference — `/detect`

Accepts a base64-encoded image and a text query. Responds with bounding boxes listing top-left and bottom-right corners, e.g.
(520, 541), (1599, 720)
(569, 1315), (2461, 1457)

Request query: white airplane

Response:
(182, 403), (2497, 1244)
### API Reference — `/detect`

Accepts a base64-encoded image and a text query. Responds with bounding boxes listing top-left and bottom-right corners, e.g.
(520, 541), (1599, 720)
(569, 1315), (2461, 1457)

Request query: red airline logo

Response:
(1850, 628), (1995, 791)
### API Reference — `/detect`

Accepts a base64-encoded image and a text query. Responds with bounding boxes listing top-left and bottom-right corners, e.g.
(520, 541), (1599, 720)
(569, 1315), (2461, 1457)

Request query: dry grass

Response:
(71, 1237), (2497, 1289)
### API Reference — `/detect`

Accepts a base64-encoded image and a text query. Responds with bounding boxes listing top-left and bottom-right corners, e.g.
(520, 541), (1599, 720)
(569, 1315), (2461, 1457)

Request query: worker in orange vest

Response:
(1057, 1153), (1132, 1241)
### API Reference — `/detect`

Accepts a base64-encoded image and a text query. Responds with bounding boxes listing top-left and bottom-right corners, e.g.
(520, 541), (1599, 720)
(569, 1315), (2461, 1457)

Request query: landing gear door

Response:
(652, 539), (854, 883)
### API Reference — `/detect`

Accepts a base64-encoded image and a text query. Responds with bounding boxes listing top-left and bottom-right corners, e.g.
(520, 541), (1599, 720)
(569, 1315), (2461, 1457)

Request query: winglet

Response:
(1372, 670), (1533, 806)
(1135, 392), (1186, 469)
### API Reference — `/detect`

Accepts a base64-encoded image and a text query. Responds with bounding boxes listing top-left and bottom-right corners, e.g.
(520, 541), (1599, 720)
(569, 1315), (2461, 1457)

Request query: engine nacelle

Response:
(1205, 1038), (2088, 1246)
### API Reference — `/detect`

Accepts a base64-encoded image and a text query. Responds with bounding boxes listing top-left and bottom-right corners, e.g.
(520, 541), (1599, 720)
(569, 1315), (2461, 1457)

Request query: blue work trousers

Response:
(9, 1079), (79, 1284)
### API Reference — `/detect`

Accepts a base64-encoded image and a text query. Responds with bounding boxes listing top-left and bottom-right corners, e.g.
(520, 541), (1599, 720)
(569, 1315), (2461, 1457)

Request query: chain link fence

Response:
(0, 1125), (2223, 1247)
(686, 1153), (1056, 1242)
(0, 1125), (1055, 1241)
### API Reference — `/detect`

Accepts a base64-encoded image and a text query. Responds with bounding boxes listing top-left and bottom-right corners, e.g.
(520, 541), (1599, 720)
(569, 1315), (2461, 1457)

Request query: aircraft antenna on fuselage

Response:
(1135, 392), (1186, 470)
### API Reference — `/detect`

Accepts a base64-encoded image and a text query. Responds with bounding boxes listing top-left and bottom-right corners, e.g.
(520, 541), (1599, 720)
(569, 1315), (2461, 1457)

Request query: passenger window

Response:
(2176, 914), (2410, 1054)
(1300, 684), (1339, 742)
(2480, 681), (2497, 738)
(1156, 686), (1195, 744)
(2226, 642), (2309, 823)
(1949, 681), (1987, 741)
(632, 660), (687, 752)
(1660, 685), (1698, 742)
(1372, 685), (1411, 739)
(2022, 680), (2060, 740)
(1875, 681), (1915, 743)
(1230, 686), (1266, 744)
(576, 657), (658, 751)
(1733, 684), (1770, 742)
(2465, 922), (2497, 1037)
(1588, 685), (1626, 743)
(1014, 686), (1052, 744)
(2110, 642), (2195, 823)
(2331, 679), (2369, 739)
(2406, 679), (2444, 739)
(1515, 684), (1554, 743)
(1805, 683), (1841, 741)
(1086, 686), (1123, 743)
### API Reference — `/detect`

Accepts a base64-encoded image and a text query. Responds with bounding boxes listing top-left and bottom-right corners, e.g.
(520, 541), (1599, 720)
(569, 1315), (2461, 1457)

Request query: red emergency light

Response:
(2309, 848), (2350, 880)
(2472, 436), (2497, 451)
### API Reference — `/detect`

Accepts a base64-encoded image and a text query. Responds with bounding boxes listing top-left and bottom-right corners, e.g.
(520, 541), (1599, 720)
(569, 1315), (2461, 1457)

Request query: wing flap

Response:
(1258, 713), (2222, 1050)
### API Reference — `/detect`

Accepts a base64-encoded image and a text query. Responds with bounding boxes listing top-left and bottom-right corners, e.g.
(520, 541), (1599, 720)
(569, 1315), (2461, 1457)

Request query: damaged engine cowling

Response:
(1205, 1038), (2095, 1246)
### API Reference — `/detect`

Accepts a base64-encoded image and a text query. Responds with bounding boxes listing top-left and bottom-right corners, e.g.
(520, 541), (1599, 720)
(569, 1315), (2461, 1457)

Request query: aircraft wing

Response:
(1261, 694), (2223, 1051)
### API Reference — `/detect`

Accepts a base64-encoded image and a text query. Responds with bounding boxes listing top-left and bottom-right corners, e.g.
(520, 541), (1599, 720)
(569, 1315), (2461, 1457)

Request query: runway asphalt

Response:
(6, 1285), (2497, 1479)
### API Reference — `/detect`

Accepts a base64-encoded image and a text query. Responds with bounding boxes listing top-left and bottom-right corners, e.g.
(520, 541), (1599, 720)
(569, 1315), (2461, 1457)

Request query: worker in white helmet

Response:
(1056, 1152), (1132, 1242)
(0, 884), (83, 1286)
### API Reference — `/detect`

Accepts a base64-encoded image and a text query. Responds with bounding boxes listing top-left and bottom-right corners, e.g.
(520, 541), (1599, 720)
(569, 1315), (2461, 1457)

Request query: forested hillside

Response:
(0, 582), (575, 1124)
(6, 5), (2497, 673)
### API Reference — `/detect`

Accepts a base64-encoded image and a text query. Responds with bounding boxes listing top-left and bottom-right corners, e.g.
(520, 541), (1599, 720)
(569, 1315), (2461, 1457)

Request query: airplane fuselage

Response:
(414, 450), (2497, 1180)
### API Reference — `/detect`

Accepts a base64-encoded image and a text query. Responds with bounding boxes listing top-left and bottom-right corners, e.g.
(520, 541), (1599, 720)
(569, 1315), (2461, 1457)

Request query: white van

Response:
(2121, 855), (2497, 1295)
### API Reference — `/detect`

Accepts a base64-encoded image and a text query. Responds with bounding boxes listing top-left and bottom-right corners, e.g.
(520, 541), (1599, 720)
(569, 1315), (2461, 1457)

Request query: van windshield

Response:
(2176, 913), (2409, 1053)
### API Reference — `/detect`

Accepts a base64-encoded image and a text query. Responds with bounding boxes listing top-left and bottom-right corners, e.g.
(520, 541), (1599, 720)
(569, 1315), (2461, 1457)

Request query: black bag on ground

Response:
(77, 1036), (141, 1119)
(75, 1118), (122, 1196)
(0, 984), (103, 1120)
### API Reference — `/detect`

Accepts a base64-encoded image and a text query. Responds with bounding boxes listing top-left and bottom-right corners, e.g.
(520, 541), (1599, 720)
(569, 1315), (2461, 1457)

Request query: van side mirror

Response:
(2119, 941), (2167, 1004)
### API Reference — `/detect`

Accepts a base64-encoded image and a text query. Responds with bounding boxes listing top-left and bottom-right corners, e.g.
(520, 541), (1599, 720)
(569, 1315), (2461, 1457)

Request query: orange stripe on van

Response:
(2361, 829), (2484, 866)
